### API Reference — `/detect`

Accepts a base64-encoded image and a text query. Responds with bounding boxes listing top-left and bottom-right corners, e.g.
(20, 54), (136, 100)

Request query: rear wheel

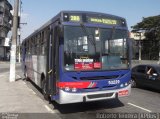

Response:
(24, 67), (29, 81)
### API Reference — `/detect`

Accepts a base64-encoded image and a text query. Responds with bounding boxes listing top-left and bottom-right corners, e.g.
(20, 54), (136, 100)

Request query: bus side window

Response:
(37, 34), (39, 55)
(26, 40), (29, 55)
(31, 38), (34, 55)
(35, 35), (38, 55)
(39, 32), (42, 55)
(24, 42), (26, 55)
(44, 29), (48, 55)
(29, 39), (32, 55)
(41, 31), (45, 55)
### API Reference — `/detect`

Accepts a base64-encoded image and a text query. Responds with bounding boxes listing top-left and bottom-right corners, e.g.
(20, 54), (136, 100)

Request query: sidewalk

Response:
(0, 63), (61, 119)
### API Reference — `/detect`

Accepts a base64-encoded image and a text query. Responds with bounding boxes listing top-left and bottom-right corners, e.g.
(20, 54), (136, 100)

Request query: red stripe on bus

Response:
(57, 82), (96, 89)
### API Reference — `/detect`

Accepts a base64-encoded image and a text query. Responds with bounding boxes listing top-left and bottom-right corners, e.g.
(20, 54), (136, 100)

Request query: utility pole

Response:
(18, 29), (21, 63)
(138, 32), (142, 61)
(18, 0), (22, 63)
(9, 0), (19, 82)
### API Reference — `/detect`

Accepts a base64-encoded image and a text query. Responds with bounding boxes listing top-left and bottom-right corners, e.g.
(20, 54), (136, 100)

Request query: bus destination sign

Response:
(89, 17), (117, 25)
(63, 13), (125, 26)
(70, 15), (81, 22)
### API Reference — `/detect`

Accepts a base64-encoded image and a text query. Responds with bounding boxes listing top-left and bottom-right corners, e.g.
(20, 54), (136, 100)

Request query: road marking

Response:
(0, 74), (7, 77)
(0, 75), (5, 78)
(29, 89), (36, 95)
(0, 72), (9, 78)
(16, 74), (21, 79)
(128, 102), (152, 112)
(0, 72), (9, 74)
(44, 105), (55, 113)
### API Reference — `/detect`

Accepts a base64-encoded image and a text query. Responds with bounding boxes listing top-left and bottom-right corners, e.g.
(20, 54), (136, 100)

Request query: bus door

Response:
(47, 25), (59, 96)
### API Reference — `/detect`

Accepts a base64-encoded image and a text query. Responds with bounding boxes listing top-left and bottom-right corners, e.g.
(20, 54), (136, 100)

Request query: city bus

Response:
(22, 11), (131, 104)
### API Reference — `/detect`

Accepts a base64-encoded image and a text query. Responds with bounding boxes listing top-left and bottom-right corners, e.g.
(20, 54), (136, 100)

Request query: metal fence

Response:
(132, 40), (160, 60)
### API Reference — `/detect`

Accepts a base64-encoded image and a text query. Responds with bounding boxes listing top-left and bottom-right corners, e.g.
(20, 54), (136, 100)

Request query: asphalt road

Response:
(25, 81), (160, 119)
(0, 63), (22, 73)
(1, 62), (160, 119)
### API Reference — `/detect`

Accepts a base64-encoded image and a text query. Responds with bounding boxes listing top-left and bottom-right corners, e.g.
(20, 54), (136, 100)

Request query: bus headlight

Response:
(125, 82), (128, 86)
(72, 88), (77, 92)
(120, 82), (129, 88)
(120, 84), (124, 88)
(65, 87), (70, 92)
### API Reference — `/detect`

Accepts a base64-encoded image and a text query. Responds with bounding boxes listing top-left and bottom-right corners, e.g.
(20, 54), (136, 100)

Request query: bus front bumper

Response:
(55, 84), (131, 104)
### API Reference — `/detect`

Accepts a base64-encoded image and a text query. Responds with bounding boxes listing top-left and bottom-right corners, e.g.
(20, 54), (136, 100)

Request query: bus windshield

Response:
(64, 26), (128, 71)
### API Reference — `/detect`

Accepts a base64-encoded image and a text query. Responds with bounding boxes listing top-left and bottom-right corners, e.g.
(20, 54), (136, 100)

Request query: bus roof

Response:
(61, 10), (126, 20)
(23, 11), (126, 42)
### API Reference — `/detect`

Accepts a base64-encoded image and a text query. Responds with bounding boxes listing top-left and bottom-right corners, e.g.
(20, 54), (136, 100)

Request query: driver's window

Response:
(137, 66), (146, 74)
(147, 66), (156, 75)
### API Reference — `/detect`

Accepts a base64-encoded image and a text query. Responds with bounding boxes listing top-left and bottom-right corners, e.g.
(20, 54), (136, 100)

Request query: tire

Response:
(41, 79), (49, 101)
(130, 78), (137, 88)
(24, 69), (29, 81)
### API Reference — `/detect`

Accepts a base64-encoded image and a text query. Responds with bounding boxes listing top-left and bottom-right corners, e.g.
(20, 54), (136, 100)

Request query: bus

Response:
(22, 11), (131, 104)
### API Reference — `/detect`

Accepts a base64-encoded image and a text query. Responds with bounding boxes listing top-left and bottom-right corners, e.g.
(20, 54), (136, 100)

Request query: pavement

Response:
(1, 61), (160, 119)
(0, 61), (61, 119)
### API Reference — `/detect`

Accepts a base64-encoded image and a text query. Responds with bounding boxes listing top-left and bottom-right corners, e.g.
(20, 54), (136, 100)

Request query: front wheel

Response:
(130, 78), (137, 88)
(41, 79), (49, 101)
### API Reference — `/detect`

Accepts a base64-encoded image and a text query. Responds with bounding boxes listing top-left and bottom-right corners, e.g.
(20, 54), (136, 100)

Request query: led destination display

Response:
(63, 13), (125, 26)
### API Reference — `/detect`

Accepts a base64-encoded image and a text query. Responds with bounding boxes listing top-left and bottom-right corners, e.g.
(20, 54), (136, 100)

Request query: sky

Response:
(9, 0), (160, 40)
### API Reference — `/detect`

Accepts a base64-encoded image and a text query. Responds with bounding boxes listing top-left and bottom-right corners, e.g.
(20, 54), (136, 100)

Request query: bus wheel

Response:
(24, 71), (29, 81)
(42, 79), (49, 101)
(24, 66), (29, 81)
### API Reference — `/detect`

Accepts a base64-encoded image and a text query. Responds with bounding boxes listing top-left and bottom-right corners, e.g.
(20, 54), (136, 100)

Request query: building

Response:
(0, 0), (12, 60)
(130, 32), (145, 59)
(130, 31), (159, 60)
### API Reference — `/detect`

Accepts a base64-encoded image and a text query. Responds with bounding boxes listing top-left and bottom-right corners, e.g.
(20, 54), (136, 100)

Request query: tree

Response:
(131, 15), (160, 41)
(131, 15), (160, 60)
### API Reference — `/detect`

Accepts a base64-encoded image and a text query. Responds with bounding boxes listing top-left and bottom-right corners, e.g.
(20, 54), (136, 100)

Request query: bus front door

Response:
(47, 25), (60, 98)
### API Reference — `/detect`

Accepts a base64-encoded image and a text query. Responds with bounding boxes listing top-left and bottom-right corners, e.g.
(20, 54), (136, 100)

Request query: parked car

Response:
(131, 64), (160, 90)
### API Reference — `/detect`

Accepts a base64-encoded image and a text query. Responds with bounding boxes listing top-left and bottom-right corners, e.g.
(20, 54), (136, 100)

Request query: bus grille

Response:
(80, 75), (119, 80)
(87, 93), (114, 99)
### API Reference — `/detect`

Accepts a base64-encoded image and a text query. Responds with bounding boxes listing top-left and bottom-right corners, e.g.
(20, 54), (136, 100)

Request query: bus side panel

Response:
(26, 54), (47, 88)
(32, 55), (38, 84)
(37, 55), (47, 87)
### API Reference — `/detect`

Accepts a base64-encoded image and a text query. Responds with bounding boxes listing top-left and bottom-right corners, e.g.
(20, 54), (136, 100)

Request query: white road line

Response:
(16, 74), (21, 79)
(128, 102), (152, 112)
(0, 72), (9, 75)
(44, 105), (54, 113)
(29, 89), (36, 95)
(0, 75), (5, 78)
(0, 72), (9, 77)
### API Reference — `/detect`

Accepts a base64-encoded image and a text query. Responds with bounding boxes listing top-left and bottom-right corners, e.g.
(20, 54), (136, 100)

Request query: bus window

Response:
(64, 26), (128, 71)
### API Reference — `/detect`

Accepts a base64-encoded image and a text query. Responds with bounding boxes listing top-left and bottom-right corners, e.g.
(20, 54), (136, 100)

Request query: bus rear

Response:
(52, 11), (131, 104)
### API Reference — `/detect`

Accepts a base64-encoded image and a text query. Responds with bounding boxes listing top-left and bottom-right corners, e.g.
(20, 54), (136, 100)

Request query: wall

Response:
(132, 60), (159, 67)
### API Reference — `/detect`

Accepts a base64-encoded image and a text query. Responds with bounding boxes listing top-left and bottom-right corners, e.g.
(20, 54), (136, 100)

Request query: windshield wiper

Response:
(80, 23), (96, 52)
(107, 26), (116, 54)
